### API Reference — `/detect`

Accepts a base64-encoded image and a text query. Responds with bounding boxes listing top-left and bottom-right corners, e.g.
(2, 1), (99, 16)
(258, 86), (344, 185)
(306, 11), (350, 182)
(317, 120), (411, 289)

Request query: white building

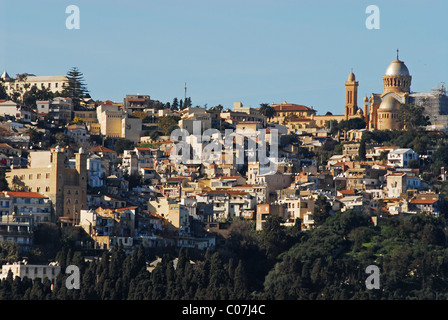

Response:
(0, 101), (37, 123)
(4, 75), (68, 97)
(66, 124), (89, 143)
(0, 261), (61, 283)
(387, 148), (418, 168)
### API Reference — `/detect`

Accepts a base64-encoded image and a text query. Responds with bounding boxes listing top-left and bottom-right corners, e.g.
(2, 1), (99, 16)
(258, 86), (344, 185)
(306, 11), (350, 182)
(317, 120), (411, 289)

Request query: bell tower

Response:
(345, 71), (359, 120)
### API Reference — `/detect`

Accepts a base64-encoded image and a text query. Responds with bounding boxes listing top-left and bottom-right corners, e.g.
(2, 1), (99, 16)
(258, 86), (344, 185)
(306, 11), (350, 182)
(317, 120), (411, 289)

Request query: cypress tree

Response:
(233, 260), (249, 300)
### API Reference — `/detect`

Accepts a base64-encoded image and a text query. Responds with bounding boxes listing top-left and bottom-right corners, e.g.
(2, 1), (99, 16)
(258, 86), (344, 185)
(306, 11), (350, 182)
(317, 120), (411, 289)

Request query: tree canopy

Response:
(61, 67), (89, 107)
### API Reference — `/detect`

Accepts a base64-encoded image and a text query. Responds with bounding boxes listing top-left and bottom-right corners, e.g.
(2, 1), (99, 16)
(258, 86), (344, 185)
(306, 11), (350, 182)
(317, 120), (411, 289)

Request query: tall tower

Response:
(50, 146), (67, 220)
(345, 71), (359, 120)
(74, 147), (87, 225)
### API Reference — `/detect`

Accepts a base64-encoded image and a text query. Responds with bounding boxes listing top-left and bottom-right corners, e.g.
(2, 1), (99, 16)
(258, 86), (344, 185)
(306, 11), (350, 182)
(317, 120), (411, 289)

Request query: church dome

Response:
(385, 60), (410, 76)
(378, 95), (400, 111)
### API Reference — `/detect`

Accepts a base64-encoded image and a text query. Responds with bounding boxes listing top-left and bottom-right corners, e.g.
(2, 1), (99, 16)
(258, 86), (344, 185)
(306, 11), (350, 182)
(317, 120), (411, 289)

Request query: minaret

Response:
(345, 71), (359, 120)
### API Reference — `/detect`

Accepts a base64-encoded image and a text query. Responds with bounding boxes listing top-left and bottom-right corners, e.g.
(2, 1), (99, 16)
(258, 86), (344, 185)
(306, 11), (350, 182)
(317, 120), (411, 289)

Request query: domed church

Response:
(364, 52), (448, 131)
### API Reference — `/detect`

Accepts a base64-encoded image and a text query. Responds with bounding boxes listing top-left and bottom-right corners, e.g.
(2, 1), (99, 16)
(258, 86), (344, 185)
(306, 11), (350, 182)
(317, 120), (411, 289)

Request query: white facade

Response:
(0, 101), (37, 123)
(0, 262), (61, 282)
(387, 148), (418, 168)
(4, 75), (68, 97)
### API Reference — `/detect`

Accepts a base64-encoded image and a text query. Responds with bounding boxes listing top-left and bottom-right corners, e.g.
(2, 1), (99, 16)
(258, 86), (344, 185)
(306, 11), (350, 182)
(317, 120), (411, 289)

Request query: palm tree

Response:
(259, 103), (276, 122)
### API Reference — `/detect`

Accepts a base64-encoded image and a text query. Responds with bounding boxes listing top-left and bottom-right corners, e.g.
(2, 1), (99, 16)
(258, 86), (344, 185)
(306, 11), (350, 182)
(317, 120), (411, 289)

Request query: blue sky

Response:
(0, 0), (447, 115)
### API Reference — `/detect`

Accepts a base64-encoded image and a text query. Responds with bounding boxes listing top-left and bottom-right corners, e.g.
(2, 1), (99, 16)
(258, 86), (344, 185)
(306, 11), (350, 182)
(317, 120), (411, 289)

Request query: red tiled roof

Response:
(273, 104), (312, 112)
(218, 176), (242, 180)
(115, 206), (138, 211)
(288, 118), (313, 122)
(2, 191), (46, 198)
(410, 199), (438, 204)
(338, 190), (355, 195)
(135, 147), (151, 151)
(99, 100), (114, 105)
(90, 146), (116, 153)
(227, 191), (248, 196)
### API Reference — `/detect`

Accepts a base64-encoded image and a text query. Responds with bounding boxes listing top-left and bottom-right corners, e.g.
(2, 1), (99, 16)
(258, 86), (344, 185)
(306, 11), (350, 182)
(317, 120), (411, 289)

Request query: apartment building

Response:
(79, 206), (136, 249)
(0, 191), (51, 246)
(6, 147), (87, 225)
(36, 97), (73, 123)
(123, 94), (151, 113)
(96, 104), (142, 142)
(148, 197), (189, 230)
(282, 195), (315, 229)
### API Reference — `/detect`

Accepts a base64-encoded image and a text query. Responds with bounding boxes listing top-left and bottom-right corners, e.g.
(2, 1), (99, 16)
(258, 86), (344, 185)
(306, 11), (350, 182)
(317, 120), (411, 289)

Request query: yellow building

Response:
(96, 104), (142, 142)
(6, 147), (87, 225)
(270, 102), (316, 125)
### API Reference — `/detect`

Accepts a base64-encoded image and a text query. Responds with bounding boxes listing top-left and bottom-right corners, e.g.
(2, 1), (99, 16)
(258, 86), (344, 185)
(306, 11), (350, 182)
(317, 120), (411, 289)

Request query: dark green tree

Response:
(171, 97), (179, 111)
(398, 104), (430, 130)
(0, 82), (9, 100)
(62, 67), (89, 108)
(313, 195), (331, 226)
(358, 138), (367, 161)
(259, 215), (288, 260)
(259, 103), (276, 122)
(22, 85), (54, 107)
(114, 139), (135, 154)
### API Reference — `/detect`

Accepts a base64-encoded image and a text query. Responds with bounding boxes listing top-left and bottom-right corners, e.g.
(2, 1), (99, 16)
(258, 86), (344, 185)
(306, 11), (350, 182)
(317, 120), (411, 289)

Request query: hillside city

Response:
(1, 56), (448, 300)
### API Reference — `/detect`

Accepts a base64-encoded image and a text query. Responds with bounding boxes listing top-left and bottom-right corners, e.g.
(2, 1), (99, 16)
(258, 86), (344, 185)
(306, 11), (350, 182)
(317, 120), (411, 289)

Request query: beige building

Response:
(283, 195), (315, 229)
(73, 110), (98, 125)
(148, 197), (189, 230)
(270, 102), (316, 125)
(385, 172), (407, 198)
(3, 75), (68, 98)
(220, 102), (266, 126)
(179, 107), (212, 134)
(6, 147), (87, 225)
(256, 203), (285, 231)
(96, 104), (142, 142)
